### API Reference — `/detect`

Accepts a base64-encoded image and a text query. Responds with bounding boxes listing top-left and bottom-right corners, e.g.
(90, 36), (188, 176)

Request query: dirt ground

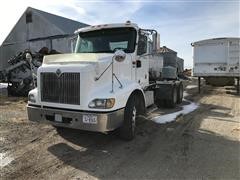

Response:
(0, 80), (240, 180)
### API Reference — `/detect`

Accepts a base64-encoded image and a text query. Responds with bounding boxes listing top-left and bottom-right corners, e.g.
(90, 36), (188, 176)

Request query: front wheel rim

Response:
(132, 106), (137, 132)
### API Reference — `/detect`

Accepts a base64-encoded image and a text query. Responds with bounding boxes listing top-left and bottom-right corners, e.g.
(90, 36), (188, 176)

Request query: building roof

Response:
(2, 7), (89, 45)
(30, 7), (89, 35)
(157, 46), (177, 54)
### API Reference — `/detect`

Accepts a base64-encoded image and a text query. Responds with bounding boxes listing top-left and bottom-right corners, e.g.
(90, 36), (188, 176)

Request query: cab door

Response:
(135, 34), (149, 88)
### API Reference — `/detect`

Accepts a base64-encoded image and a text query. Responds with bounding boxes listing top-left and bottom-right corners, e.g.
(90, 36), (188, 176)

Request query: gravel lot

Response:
(0, 80), (240, 180)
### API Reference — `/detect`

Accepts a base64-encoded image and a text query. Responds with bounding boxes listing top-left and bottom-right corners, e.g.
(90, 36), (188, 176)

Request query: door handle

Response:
(136, 60), (141, 68)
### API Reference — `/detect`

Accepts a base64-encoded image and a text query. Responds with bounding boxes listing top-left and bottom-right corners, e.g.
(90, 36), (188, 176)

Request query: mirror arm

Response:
(95, 60), (113, 81)
(113, 73), (123, 88)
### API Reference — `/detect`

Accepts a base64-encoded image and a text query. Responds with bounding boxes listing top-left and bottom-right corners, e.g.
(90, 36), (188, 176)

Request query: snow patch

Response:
(0, 152), (14, 168)
(152, 97), (198, 124)
(183, 92), (189, 97)
(0, 83), (8, 89)
(186, 85), (198, 89)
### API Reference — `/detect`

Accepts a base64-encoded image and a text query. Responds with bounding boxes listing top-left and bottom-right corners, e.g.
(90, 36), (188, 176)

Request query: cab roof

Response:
(74, 22), (139, 34)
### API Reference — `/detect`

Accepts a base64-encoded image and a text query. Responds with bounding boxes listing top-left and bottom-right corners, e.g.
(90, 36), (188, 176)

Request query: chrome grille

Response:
(41, 72), (80, 105)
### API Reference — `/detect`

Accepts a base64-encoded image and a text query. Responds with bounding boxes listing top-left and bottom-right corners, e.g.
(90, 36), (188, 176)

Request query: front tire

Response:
(119, 95), (138, 141)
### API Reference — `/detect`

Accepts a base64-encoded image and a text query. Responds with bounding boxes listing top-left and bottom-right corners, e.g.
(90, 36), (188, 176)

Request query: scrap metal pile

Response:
(0, 47), (60, 96)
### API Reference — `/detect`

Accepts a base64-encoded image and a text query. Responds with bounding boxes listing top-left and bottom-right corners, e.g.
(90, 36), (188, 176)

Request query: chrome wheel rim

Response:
(132, 106), (136, 131)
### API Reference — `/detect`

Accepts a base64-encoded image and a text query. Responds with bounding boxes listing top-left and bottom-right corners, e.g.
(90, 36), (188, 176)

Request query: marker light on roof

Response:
(126, 20), (131, 24)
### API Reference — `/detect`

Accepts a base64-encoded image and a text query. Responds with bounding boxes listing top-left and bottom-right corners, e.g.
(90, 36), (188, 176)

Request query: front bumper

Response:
(27, 105), (124, 132)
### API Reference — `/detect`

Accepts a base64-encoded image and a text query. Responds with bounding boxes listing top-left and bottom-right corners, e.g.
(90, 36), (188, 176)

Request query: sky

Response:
(0, 0), (239, 68)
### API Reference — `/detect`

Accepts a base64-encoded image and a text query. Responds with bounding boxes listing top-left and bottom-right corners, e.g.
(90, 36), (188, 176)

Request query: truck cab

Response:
(27, 22), (182, 140)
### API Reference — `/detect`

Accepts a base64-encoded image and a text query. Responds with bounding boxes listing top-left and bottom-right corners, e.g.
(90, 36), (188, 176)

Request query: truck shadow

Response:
(52, 98), (195, 149)
(53, 116), (162, 147)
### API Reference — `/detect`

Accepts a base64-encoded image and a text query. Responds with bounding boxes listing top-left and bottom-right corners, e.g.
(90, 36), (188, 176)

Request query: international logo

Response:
(56, 69), (62, 77)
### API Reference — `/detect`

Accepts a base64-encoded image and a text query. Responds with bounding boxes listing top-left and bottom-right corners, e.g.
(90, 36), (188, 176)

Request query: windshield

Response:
(75, 27), (136, 53)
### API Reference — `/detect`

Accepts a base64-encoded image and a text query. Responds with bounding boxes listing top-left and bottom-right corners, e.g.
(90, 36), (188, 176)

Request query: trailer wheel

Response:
(119, 95), (138, 140)
(177, 83), (183, 104)
(165, 85), (177, 108)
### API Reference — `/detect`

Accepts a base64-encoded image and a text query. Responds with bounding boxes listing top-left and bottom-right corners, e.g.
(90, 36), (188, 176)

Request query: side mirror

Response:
(137, 41), (147, 55)
(114, 50), (126, 62)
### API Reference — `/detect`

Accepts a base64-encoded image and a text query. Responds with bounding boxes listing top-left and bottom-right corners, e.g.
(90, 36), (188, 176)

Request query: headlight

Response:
(28, 94), (36, 103)
(88, 98), (115, 109)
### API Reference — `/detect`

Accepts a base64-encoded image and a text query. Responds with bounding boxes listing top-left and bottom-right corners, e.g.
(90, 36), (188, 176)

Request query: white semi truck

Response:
(27, 22), (184, 140)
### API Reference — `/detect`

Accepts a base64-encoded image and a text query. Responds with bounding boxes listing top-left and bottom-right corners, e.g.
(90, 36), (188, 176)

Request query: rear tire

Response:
(165, 85), (177, 108)
(155, 99), (165, 108)
(177, 83), (183, 104)
(119, 95), (139, 141)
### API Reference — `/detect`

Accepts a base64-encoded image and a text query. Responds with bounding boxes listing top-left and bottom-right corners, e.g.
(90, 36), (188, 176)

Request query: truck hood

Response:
(43, 53), (113, 65)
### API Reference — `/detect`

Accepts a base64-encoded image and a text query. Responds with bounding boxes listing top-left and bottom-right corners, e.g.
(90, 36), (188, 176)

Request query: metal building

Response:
(0, 7), (88, 70)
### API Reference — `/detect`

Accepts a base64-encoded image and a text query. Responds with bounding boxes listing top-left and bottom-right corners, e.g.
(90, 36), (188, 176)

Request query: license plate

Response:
(55, 114), (62, 122)
(82, 115), (98, 124)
